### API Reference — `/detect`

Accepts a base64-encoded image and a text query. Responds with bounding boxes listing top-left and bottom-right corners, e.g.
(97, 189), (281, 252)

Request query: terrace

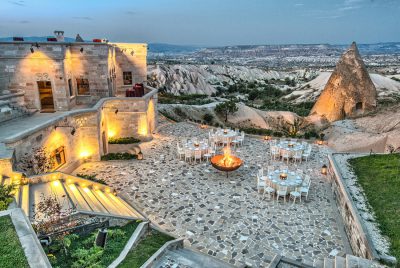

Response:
(73, 119), (351, 267)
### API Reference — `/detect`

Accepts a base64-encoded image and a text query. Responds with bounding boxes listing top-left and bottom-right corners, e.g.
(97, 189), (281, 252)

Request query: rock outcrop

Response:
(309, 42), (377, 122)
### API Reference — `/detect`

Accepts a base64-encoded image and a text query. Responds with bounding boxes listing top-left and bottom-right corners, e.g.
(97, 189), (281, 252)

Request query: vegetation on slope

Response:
(0, 216), (29, 268)
(45, 221), (140, 268)
(349, 154), (400, 262)
(118, 229), (174, 268)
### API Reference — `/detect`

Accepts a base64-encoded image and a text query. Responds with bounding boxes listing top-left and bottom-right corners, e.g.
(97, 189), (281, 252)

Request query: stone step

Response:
(324, 258), (334, 268)
(313, 259), (324, 268)
(154, 248), (233, 268)
(334, 256), (345, 268)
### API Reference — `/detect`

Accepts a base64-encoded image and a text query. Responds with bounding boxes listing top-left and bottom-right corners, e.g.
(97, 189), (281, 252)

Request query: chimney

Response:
(54, 30), (65, 42)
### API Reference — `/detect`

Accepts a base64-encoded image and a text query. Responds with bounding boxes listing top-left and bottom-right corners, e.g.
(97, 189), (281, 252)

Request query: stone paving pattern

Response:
(74, 121), (349, 267)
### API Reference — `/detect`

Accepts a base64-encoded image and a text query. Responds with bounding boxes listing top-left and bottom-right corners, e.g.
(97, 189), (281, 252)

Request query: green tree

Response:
(215, 101), (238, 122)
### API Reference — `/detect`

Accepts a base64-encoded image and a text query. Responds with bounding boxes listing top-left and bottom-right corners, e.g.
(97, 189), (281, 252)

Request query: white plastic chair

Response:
(282, 149), (291, 164)
(257, 174), (265, 194)
(177, 143), (185, 159)
(300, 180), (311, 200)
(293, 150), (302, 163)
(203, 148), (213, 162)
(276, 185), (288, 203)
(263, 179), (275, 200)
(194, 149), (202, 163)
(185, 149), (193, 163)
(290, 187), (301, 204)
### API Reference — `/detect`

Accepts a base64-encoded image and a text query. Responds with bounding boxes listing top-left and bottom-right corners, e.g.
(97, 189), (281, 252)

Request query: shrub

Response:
(0, 184), (15, 211)
(173, 107), (186, 118)
(203, 113), (214, 124)
(101, 153), (137, 161)
(108, 137), (140, 144)
(76, 173), (108, 185)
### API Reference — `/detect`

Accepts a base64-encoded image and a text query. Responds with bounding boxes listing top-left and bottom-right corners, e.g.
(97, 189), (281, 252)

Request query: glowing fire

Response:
(215, 146), (241, 168)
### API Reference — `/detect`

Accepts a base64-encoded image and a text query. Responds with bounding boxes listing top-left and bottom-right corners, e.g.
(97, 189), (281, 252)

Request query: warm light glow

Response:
(83, 187), (90, 193)
(138, 114), (148, 136)
(108, 129), (116, 138)
(79, 150), (91, 159)
(217, 146), (241, 168)
(52, 180), (60, 187)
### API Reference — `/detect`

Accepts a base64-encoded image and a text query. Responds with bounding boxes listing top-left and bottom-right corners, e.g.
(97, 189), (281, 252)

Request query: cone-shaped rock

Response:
(310, 42), (377, 122)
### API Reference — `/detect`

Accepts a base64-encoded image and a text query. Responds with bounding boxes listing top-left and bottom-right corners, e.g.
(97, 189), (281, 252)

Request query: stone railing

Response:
(327, 153), (396, 266)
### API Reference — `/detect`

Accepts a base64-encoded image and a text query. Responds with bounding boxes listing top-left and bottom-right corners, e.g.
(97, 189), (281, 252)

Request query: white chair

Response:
(258, 168), (264, 177)
(267, 166), (275, 175)
(302, 175), (310, 187)
(296, 169), (304, 176)
(222, 137), (230, 147)
(300, 180), (311, 200)
(276, 185), (288, 203)
(203, 148), (213, 161)
(257, 174), (265, 194)
(237, 131), (245, 146)
(293, 150), (302, 163)
(302, 147), (312, 162)
(231, 138), (240, 149)
(263, 179), (275, 200)
(177, 143), (185, 159)
(282, 149), (291, 164)
(271, 146), (280, 160)
(185, 149), (193, 163)
(194, 149), (202, 163)
(289, 187), (301, 204)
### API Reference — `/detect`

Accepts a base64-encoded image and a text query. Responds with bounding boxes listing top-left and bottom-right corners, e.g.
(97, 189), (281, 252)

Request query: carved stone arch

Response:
(35, 73), (50, 81)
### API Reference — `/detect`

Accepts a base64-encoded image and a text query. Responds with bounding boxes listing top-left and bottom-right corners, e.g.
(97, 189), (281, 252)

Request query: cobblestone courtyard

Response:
(74, 122), (349, 267)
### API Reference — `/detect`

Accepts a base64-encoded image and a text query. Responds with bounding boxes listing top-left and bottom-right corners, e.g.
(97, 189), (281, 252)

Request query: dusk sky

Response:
(0, 0), (399, 46)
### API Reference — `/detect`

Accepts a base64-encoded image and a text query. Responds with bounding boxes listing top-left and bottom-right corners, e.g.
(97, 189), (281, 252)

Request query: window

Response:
(68, 79), (74, 97)
(123, 71), (132, 85)
(51, 146), (66, 169)
(76, 78), (90, 95)
(355, 102), (363, 110)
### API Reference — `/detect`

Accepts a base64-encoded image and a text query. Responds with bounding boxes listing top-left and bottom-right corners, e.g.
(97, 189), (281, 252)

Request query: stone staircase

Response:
(312, 255), (383, 268)
(0, 92), (35, 124)
(14, 172), (144, 221)
(152, 247), (234, 268)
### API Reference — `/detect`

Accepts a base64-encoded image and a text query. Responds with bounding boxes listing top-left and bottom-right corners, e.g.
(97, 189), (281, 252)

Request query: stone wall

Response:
(327, 154), (379, 260)
(0, 42), (147, 112)
(113, 43), (147, 97)
(2, 87), (157, 174)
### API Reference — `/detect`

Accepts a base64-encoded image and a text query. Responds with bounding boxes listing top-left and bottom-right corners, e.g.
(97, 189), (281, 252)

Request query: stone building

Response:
(0, 32), (157, 175)
(309, 42), (377, 122)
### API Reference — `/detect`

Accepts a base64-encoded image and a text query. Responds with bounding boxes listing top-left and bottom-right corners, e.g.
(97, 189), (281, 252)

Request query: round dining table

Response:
(263, 169), (303, 192)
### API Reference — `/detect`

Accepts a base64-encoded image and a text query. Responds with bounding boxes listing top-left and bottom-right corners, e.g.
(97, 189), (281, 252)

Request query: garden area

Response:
(349, 153), (400, 262)
(0, 216), (29, 268)
(44, 221), (140, 268)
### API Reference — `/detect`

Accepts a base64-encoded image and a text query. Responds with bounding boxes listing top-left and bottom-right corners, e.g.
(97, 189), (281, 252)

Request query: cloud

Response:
(72, 16), (93, 21)
(8, 0), (25, 6)
(19, 20), (29, 24)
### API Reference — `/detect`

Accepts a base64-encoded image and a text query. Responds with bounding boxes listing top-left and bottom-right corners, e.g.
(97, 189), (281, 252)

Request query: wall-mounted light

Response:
(130, 50), (134, 56)
(115, 109), (118, 115)
(30, 47), (34, 53)
(70, 128), (76, 136)
(321, 164), (328, 175)
(80, 47), (84, 53)
(30, 42), (40, 53)
(54, 125), (76, 136)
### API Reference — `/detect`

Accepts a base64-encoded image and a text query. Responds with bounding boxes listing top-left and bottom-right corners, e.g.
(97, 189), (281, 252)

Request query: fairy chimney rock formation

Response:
(310, 42), (377, 122)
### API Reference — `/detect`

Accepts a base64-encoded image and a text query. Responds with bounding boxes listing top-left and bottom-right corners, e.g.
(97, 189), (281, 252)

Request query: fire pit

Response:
(210, 146), (242, 177)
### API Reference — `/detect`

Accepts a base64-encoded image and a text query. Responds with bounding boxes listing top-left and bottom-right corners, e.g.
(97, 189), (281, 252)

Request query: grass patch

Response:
(118, 230), (174, 268)
(45, 221), (140, 268)
(101, 153), (137, 161)
(349, 154), (400, 261)
(108, 137), (140, 144)
(0, 216), (29, 268)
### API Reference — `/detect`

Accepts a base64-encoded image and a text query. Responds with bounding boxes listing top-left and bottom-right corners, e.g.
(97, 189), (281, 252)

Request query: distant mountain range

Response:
(1, 36), (399, 55)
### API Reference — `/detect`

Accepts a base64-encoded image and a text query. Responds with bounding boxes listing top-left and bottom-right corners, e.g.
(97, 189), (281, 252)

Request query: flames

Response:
(214, 145), (241, 168)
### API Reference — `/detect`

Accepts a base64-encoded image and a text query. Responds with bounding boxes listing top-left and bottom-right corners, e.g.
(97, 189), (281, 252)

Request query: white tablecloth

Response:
(263, 170), (303, 192)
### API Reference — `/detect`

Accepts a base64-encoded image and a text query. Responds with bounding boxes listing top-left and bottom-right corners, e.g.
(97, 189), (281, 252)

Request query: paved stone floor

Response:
(74, 122), (349, 267)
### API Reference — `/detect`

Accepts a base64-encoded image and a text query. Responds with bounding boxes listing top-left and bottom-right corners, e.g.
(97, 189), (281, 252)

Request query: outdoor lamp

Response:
(137, 152), (143, 160)
(321, 164), (328, 175)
